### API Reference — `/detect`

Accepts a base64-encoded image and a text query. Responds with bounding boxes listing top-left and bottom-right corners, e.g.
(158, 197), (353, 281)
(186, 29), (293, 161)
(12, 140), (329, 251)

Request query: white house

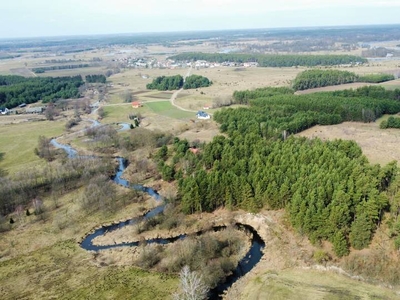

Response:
(196, 111), (210, 120)
(0, 108), (9, 115)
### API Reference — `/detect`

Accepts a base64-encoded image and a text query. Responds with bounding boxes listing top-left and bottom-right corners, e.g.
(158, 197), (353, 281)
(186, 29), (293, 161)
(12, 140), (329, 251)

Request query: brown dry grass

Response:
(295, 82), (378, 94)
(297, 117), (400, 165)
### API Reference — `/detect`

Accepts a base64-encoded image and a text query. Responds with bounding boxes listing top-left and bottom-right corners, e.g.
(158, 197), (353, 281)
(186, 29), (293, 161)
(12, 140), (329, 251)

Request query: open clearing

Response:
(35, 66), (106, 78)
(144, 101), (194, 119)
(297, 117), (400, 165)
(296, 78), (400, 95)
(0, 180), (177, 300)
(241, 268), (398, 300)
(0, 119), (65, 174)
(147, 92), (173, 99)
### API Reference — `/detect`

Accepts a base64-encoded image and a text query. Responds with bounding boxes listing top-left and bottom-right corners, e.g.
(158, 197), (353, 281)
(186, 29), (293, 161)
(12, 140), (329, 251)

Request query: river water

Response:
(52, 142), (265, 299)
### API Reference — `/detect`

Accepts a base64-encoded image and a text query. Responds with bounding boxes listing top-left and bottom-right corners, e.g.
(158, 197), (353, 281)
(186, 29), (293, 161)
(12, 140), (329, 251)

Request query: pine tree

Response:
(332, 230), (349, 257)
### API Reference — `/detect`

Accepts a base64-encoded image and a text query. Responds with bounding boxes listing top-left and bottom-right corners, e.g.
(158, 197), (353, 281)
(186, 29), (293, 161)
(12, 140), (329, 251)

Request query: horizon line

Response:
(1, 22), (400, 41)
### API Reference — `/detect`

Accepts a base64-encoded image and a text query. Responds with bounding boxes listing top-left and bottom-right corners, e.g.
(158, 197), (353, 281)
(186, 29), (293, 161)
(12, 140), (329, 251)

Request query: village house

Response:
(0, 108), (10, 115)
(131, 101), (142, 108)
(196, 111), (211, 120)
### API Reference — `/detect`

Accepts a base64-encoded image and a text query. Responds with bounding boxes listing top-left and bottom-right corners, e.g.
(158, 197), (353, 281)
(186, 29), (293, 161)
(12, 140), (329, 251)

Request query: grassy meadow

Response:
(144, 101), (194, 119)
(0, 119), (65, 174)
(0, 182), (178, 300)
(241, 269), (399, 300)
(297, 115), (400, 165)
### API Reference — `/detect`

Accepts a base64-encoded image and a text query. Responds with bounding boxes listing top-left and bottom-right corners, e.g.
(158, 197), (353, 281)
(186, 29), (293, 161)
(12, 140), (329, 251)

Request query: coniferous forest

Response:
(164, 86), (400, 257)
(183, 75), (212, 89)
(170, 52), (367, 67)
(85, 74), (107, 83)
(292, 69), (395, 90)
(146, 74), (212, 90)
(146, 75), (184, 91)
(0, 75), (84, 109)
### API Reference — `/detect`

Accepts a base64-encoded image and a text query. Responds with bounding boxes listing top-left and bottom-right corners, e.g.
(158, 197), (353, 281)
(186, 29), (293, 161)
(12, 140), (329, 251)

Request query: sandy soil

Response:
(297, 121), (400, 165)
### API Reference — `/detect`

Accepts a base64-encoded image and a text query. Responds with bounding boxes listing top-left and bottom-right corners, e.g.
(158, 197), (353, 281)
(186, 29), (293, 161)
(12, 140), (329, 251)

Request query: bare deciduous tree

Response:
(173, 265), (209, 300)
(45, 103), (57, 120)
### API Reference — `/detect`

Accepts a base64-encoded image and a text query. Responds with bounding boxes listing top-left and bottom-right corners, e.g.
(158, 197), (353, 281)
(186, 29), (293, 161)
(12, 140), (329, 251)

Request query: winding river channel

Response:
(52, 134), (265, 299)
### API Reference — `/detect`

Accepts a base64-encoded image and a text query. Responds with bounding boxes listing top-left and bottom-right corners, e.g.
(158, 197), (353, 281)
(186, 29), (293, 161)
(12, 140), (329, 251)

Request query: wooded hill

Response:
(170, 53), (367, 67)
(292, 69), (395, 90)
(0, 75), (84, 109)
(162, 86), (400, 257)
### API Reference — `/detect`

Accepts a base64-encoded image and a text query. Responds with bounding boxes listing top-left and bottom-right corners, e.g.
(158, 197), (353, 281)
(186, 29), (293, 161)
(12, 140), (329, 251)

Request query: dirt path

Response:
(169, 66), (198, 113)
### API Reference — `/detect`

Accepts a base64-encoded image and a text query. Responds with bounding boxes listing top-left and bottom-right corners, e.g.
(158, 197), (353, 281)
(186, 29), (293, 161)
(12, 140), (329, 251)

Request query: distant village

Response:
(112, 56), (259, 70)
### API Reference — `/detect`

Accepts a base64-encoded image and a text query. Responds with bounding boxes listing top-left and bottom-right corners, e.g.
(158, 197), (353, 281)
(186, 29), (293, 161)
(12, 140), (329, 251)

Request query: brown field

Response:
(35, 66), (106, 77)
(297, 117), (400, 165)
(296, 78), (400, 95)
(295, 82), (377, 94)
(9, 67), (36, 77)
(174, 67), (303, 111)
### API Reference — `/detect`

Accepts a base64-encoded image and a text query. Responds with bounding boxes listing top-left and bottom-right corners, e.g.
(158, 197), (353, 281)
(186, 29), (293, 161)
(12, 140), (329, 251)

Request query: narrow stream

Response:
(53, 143), (265, 299)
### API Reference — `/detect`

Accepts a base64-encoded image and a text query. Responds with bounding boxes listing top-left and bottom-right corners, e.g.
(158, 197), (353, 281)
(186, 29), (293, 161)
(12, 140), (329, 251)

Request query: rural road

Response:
(169, 67), (198, 113)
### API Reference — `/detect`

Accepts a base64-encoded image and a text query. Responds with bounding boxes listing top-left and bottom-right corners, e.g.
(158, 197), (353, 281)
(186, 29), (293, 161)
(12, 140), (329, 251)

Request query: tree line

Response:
(233, 87), (294, 105)
(32, 64), (90, 73)
(146, 75), (184, 91)
(183, 75), (212, 89)
(146, 74), (212, 91)
(0, 75), (84, 109)
(152, 86), (400, 257)
(292, 69), (395, 90)
(170, 52), (367, 67)
(85, 74), (106, 83)
(224, 87), (400, 138)
(380, 116), (400, 129)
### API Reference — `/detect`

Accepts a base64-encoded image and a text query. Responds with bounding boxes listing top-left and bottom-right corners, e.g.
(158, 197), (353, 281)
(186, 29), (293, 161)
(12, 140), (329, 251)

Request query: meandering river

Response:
(52, 138), (265, 299)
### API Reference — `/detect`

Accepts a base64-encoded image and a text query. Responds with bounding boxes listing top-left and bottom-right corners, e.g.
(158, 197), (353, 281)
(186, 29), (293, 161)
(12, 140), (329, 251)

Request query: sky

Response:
(1, 0), (400, 38)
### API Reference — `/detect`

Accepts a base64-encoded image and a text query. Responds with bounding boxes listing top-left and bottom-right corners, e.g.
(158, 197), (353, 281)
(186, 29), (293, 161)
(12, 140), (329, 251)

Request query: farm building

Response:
(26, 107), (45, 114)
(203, 104), (211, 110)
(131, 101), (142, 108)
(196, 111), (210, 120)
(0, 108), (10, 115)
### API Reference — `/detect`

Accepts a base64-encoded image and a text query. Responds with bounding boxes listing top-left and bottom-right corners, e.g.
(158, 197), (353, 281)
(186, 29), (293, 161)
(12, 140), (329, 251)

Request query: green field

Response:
(102, 104), (145, 124)
(0, 120), (65, 174)
(144, 101), (194, 119)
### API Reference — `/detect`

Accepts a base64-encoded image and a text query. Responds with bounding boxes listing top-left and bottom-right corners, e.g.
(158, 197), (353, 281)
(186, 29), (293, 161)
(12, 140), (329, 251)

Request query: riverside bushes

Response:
(134, 226), (248, 288)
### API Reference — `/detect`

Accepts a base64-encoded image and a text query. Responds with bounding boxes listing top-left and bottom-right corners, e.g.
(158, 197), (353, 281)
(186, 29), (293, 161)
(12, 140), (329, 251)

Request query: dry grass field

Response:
(241, 268), (399, 300)
(297, 116), (400, 165)
(0, 181), (178, 300)
(296, 78), (400, 95)
(0, 119), (65, 174)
